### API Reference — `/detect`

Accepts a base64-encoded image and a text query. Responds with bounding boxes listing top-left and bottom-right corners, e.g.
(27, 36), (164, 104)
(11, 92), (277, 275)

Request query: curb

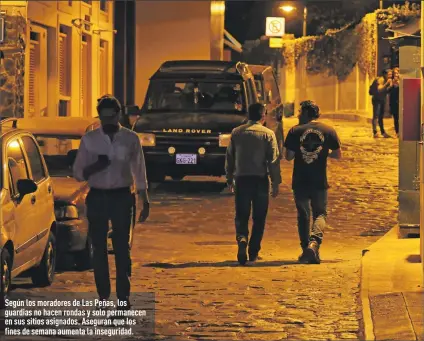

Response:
(320, 112), (372, 123)
(360, 249), (375, 341)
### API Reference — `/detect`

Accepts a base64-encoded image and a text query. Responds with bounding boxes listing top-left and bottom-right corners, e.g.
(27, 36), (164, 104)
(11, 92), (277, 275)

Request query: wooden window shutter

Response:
(81, 41), (87, 113)
(28, 43), (38, 116)
(99, 40), (108, 97)
(59, 33), (67, 96)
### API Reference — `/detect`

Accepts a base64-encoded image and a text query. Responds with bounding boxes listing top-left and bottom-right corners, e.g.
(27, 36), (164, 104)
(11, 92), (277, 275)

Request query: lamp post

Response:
(280, 4), (307, 37)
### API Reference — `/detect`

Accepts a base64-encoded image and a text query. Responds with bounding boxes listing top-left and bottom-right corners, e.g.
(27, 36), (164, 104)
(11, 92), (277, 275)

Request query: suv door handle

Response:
(31, 195), (36, 204)
(48, 185), (52, 194)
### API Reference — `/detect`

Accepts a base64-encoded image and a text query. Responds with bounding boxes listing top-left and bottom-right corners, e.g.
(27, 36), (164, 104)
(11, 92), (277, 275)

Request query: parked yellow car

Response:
(0, 118), (57, 308)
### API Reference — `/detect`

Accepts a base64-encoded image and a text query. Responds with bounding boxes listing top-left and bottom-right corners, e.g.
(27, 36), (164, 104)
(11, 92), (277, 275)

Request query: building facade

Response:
(0, 0), (114, 118)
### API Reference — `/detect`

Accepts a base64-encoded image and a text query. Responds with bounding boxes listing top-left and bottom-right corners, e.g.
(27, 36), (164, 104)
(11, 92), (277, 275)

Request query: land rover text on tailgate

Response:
(132, 60), (259, 182)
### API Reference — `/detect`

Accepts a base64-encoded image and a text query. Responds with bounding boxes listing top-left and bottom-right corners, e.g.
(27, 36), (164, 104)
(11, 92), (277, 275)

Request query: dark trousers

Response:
(372, 99), (386, 134)
(86, 187), (134, 302)
(390, 102), (399, 134)
(234, 176), (269, 257)
(293, 188), (327, 249)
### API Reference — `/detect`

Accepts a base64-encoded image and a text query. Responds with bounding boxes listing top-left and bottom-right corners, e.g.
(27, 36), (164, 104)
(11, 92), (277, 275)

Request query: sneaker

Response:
(298, 248), (308, 264)
(373, 133), (378, 138)
(382, 133), (391, 138)
(304, 241), (321, 264)
(237, 239), (248, 265)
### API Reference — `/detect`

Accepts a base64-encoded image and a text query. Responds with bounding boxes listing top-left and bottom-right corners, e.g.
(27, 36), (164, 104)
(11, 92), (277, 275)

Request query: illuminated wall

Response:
(23, 0), (114, 118)
(134, 0), (225, 107)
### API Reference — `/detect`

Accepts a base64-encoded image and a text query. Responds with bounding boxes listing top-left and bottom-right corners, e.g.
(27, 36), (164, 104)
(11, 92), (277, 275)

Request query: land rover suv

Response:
(0, 118), (57, 308)
(127, 60), (263, 182)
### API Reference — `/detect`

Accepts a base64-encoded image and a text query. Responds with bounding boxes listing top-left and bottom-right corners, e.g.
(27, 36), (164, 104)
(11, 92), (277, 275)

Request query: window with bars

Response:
(99, 40), (108, 97)
(59, 25), (71, 116)
(81, 34), (92, 117)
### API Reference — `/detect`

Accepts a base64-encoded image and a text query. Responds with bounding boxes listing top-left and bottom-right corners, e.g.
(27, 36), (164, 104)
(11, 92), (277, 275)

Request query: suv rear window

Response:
(145, 81), (245, 114)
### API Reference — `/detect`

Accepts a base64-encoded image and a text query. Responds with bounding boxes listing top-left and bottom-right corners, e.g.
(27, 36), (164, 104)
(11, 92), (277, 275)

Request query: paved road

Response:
(10, 117), (399, 340)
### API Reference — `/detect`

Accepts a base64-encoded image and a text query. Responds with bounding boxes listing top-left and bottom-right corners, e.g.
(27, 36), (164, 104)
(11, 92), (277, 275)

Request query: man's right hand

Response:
(271, 184), (279, 198)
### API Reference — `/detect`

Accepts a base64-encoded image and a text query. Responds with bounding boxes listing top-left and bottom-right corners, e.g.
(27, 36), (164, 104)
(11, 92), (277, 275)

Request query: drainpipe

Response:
(420, 4), (424, 282)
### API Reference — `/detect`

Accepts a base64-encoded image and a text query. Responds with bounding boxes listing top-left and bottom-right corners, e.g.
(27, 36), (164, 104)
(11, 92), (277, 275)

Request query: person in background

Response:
(73, 95), (150, 310)
(284, 100), (341, 264)
(369, 69), (393, 138)
(225, 103), (281, 265)
(390, 67), (400, 137)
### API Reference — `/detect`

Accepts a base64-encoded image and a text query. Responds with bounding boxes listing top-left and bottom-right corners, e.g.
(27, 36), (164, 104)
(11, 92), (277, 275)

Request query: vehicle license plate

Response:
(176, 154), (197, 164)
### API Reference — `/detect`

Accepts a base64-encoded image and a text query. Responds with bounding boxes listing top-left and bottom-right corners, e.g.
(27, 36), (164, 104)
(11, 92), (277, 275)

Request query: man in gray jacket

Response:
(225, 103), (281, 265)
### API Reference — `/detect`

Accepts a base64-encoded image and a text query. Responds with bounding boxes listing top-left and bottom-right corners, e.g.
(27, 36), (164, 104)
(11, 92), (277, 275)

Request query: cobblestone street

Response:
(11, 117), (399, 340)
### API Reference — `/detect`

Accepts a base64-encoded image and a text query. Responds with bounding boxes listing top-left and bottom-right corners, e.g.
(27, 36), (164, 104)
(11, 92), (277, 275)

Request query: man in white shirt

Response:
(73, 95), (149, 309)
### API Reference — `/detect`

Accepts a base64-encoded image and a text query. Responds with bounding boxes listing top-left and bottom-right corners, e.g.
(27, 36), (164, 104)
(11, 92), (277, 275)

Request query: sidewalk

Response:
(361, 227), (424, 340)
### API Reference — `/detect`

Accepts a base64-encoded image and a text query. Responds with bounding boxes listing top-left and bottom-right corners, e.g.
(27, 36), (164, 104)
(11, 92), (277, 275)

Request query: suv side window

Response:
(246, 78), (257, 105)
(264, 70), (280, 102)
(22, 136), (46, 183)
(7, 139), (30, 197)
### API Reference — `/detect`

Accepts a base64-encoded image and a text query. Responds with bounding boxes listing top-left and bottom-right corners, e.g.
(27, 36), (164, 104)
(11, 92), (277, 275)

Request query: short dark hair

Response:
(248, 103), (266, 121)
(300, 100), (320, 119)
(382, 68), (392, 76)
(97, 95), (121, 114)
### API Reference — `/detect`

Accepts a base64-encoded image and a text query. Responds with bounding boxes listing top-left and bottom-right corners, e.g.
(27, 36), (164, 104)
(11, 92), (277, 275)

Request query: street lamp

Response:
(280, 4), (307, 37)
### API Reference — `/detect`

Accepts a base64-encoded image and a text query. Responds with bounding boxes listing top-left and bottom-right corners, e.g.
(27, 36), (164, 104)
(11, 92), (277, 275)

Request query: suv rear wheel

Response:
(31, 232), (56, 287)
(1, 248), (12, 309)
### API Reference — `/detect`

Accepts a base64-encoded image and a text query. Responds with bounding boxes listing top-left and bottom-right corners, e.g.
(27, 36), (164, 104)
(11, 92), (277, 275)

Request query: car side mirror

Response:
(17, 179), (37, 197)
(124, 105), (140, 116)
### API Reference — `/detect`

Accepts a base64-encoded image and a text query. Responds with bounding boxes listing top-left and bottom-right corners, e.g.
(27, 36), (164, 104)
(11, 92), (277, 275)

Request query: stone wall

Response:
(0, 6), (26, 118)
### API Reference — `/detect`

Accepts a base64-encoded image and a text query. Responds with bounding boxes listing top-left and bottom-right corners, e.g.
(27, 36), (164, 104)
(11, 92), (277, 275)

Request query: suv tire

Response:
(75, 237), (93, 271)
(1, 248), (12, 309)
(31, 232), (56, 287)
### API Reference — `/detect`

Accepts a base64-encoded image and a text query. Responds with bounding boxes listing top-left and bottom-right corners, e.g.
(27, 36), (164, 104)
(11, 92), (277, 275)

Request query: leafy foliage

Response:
(242, 1), (421, 80)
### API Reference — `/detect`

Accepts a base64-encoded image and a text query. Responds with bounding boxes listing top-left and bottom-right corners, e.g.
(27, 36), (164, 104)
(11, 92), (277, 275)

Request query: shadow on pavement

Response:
(143, 259), (342, 268)
(152, 179), (227, 195)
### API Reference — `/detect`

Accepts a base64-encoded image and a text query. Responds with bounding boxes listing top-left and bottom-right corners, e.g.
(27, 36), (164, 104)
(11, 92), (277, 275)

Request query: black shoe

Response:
(382, 132), (391, 138)
(305, 241), (321, 264)
(249, 254), (262, 262)
(117, 299), (131, 310)
(95, 298), (109, 310)
(298, 248), (308, 264)
(237, 239), (248, 265)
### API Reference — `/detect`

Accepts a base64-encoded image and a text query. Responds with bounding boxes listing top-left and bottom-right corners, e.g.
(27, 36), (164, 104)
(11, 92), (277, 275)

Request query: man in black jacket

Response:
(284, 100), (342, 264)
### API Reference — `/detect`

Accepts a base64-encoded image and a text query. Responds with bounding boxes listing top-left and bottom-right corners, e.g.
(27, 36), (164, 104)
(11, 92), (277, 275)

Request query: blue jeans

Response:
(372, 99), (386, 135)
(293, 188), (327, 249)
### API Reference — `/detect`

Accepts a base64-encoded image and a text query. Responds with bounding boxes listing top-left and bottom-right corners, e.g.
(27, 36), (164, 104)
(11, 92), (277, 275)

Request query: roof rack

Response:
(0, 117), (18, 128)
(158, 60), (249, 75)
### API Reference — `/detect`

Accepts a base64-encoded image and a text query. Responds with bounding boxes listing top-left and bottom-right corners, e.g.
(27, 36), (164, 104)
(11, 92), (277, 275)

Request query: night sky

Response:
(224, 0), (415, 44)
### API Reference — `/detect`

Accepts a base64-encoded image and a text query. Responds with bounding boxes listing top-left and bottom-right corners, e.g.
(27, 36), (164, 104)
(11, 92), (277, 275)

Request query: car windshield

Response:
(35, 136), (81, 177)
(145, 81), (245, 113)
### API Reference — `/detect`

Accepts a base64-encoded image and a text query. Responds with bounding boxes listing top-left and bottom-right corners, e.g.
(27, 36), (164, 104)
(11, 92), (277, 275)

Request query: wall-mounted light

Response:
(93, 29), (117, 35)
(71, 18), (94, 28)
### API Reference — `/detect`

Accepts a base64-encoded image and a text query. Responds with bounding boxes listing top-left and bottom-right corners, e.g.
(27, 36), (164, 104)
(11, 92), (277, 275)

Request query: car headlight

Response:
(138, 133), (156, 147)
(219, 134), (231, 147)
(54, 205), (79, 220)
